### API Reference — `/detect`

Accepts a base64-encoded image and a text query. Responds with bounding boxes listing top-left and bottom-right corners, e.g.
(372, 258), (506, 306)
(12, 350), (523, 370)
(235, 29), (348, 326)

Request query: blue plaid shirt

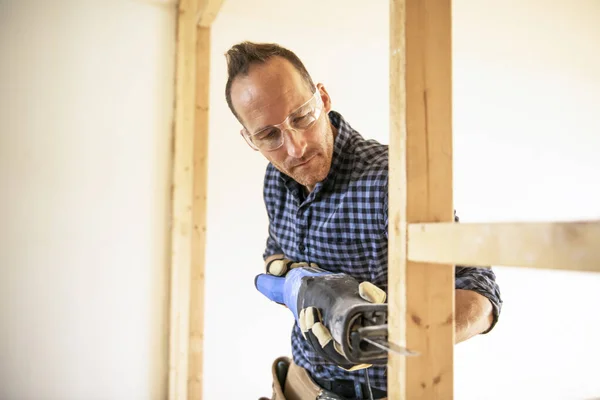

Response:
(262, 110), (503, 392)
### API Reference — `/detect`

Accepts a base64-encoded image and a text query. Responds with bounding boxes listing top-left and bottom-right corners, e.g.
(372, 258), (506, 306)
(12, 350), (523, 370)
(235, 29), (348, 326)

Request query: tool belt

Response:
(266, 357), (387, 400)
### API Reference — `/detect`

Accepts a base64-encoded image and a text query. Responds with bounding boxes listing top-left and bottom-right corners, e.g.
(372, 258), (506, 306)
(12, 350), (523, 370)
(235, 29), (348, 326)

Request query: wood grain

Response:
(389, 0), (455, 398)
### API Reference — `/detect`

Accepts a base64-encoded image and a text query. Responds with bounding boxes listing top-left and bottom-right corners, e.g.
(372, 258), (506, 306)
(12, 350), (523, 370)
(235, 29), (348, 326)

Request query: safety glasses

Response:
(240, 90), (324, 151)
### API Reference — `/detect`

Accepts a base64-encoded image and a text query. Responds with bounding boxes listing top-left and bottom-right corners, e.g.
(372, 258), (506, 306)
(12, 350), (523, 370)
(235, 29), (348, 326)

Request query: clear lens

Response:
(252, 128), (282, 150)
(291, 113), (317, 129)
(242, 90), (324, 151)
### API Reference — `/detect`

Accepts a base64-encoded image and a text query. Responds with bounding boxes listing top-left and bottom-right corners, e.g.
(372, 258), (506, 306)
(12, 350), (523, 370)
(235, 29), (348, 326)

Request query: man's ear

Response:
(316, 83), (332, 114)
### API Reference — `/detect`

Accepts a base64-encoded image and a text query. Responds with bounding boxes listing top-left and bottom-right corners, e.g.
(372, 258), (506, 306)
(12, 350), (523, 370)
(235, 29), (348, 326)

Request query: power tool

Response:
(255, 265), (417, 366)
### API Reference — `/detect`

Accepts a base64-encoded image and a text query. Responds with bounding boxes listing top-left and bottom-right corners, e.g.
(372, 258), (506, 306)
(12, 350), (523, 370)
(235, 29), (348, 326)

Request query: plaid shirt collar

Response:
(279, 110), (352, 201)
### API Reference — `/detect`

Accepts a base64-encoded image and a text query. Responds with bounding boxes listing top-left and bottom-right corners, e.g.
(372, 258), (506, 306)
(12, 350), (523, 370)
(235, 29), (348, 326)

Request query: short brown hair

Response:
(224, 41), (316, 123)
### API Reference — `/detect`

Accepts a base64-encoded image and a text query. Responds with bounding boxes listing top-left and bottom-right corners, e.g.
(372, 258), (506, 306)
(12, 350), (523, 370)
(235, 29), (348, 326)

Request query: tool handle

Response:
(254, 274), (285, 305)
(255, 266), (334, 321)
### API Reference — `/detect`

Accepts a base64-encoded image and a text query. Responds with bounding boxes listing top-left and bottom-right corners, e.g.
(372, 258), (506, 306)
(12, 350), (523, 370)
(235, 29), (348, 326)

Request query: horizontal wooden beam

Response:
(408, 220), (600, 272)
(196, 0), (224, 27)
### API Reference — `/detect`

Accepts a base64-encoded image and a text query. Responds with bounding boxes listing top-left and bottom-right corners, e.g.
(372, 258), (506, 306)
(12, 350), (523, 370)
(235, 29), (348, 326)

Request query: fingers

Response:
(311, 322), (333, 349)
(265, 258), (291, 276)
(298, 306), (373, 371)
(299, 308), (307, 339)
(358, 281), (387, 304)
(290, 261), (310, 270)
(265, 258), (311, 276)
(300, 307), (351, 367)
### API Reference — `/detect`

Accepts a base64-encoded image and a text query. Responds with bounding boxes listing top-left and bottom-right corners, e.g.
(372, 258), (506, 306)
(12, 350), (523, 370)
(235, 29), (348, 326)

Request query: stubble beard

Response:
(291, 125), (335, 187)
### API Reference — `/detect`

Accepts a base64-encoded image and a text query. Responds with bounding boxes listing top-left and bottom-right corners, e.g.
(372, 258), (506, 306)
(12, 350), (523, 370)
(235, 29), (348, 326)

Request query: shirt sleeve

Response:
(263, 225), (284, 261)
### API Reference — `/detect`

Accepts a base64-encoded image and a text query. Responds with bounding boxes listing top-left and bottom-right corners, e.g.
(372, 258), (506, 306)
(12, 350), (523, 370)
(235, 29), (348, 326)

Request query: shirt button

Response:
(315, 365), (323, 373)
(298, 244), (305, 253)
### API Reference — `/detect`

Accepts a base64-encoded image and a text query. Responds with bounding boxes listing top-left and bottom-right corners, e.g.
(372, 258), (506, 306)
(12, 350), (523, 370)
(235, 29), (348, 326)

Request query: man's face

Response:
(230, 57), (335, 191)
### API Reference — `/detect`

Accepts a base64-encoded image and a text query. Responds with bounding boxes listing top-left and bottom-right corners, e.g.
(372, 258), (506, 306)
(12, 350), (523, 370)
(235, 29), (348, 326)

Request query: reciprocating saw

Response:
(255, 265), (417, 365)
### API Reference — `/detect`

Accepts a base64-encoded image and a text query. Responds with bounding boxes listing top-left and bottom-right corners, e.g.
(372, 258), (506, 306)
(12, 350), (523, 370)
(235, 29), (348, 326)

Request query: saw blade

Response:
(362, 337), (420, 357)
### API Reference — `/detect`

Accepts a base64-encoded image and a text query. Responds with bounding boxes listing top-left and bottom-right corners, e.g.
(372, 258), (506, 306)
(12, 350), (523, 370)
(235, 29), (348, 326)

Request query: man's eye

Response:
(292, 114), (314, 128)
(256, 129), (279, 141)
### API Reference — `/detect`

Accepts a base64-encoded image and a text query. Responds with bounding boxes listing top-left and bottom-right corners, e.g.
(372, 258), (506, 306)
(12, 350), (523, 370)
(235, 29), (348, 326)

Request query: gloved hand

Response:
(264, 256), (317, 277)
(255, 261), (387, 371)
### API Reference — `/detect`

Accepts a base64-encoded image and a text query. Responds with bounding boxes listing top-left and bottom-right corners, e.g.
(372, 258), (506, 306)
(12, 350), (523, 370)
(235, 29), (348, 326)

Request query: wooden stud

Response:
(388, 0), (408, 397)
(169, 0), (198, 398)
(168, 0), (222, 399)
(188, 25), (211, 400)
(389, 0), (455, 399)
(408, 220), (600, 272)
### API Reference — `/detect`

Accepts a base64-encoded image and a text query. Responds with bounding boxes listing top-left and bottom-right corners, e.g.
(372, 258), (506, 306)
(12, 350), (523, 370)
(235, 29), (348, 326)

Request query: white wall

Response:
(0, 1), (176, 399)
(206, 1), (600, 399)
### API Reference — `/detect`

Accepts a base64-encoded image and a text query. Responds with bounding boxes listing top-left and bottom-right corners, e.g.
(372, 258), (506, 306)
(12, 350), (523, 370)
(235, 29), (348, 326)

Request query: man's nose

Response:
(283, 129), (307, 158)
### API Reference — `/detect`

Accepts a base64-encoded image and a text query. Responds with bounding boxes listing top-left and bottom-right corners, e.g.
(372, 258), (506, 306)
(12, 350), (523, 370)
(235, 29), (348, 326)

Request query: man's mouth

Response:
(292, 154), (316, 169)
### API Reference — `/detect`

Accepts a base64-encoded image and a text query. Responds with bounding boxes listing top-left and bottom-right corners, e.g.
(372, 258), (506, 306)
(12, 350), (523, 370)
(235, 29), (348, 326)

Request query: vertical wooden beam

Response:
(388, 0), (408, 397)
(169, 0), (221, 398)
(188, 25), (210, 400)
(389, 0), (454, 399)
(168, 0), (198, 398)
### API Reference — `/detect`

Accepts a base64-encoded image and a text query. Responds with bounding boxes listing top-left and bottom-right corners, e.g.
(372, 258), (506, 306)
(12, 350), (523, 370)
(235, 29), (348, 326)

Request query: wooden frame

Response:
(388, 0), (600, 399)
(408, 221), (600, 272)
(389, 0), (454, 398)
(167, 0), (600, 399)
(168, 1), (223, 399)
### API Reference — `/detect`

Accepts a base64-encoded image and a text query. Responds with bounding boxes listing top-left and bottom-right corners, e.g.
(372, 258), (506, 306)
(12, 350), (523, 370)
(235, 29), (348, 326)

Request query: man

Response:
(225, 41), (502, 400)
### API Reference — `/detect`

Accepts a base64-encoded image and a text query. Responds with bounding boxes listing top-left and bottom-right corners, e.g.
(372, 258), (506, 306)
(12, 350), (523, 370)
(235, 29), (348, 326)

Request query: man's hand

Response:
(265, 256), (316, 276)
(255, 260), (387, 370)
(298, 278), (386, 371)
